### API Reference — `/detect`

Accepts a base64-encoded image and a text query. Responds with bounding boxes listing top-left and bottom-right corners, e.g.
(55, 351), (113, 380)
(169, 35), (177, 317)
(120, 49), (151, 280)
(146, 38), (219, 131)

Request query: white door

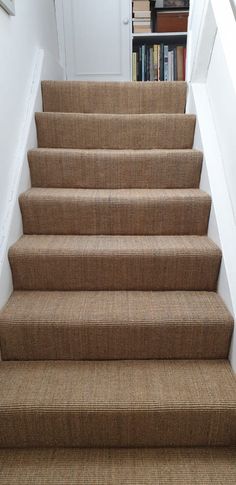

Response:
(59, 0), (132, 81)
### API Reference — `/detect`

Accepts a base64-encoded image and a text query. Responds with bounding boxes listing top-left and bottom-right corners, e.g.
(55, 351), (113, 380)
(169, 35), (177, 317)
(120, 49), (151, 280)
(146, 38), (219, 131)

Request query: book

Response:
(168, 50), (173, 80)
(149, 47), (154, 81)
(133, 19), (151, 24)
(176, 45), (184, 80)
(163, 45), (169, 81)
(132, 52), (137, 81)
(134, 11), (151, 18)
(133, 1), (150, 11)
(133, 24), (152, 33)
(133, 43), (185, 81)
(153, 44), (158, 80)
(142, 45), (145, 80)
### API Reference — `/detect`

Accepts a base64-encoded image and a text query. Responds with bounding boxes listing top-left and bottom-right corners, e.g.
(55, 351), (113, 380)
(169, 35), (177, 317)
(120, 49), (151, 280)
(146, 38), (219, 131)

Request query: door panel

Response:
(62, 0), (131, 81)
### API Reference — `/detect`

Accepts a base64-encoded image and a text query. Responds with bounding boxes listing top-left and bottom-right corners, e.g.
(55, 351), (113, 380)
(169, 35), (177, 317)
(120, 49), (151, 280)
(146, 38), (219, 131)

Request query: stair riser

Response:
(36, 113), (196, 150)
(42, 81), (187, 114)
(20, 197), (211, 236)
(0, 324), (232, 360)
(28, 150), (203, 189)
(0, 411), (235, 447)
(9, 253), (221, 291)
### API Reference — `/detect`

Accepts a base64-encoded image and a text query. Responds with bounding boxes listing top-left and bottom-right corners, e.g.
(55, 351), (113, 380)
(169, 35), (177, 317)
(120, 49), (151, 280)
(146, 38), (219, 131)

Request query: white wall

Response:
(0, 0), (64, 308)
(230, 0), (236, 16)
(186, 0), (236, 371)
(0, 0), (59, 232)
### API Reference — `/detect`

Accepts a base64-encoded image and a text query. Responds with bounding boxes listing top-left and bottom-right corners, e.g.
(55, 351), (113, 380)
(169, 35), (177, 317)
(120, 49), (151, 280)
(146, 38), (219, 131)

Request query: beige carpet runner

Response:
(0, 81), (235, 483)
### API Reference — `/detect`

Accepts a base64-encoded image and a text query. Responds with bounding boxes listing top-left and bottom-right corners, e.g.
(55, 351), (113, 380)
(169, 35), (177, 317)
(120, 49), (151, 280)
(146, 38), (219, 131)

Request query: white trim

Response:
(0, 0), (15, 15)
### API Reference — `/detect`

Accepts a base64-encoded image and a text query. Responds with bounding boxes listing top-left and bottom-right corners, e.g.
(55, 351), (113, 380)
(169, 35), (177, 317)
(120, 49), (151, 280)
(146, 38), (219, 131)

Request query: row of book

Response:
(133, 0), (151, 33)
(132, 44), (186, 81)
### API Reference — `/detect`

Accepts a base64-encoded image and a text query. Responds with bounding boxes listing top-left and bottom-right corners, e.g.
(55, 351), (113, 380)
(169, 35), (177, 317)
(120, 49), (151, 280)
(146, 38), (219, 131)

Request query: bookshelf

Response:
(133, 32), (187, 38)
(132, 0), (189, 81)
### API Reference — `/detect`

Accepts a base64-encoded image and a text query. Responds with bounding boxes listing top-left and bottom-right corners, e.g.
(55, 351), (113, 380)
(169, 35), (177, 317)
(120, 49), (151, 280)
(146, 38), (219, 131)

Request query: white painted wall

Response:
(0, 0), (64, 308)
(230, 0), (236, 16)
(187, 0), (236, 371)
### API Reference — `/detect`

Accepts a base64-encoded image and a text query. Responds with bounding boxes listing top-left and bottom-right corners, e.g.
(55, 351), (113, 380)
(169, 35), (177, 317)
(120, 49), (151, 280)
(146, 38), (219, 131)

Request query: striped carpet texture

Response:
(20, 188), (211, 235)
(36, 113), (196, 149)
(1, 448), (236, 485)
(0, 360), (235, 448)
(0, 291), (232, 360)
(42, 80), (187, 114)
(0, 81), (236, 482)
(29, 148), (203, 188)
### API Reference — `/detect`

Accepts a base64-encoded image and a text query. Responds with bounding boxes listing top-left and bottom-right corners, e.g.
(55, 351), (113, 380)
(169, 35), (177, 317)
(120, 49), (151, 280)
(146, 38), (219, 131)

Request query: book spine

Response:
(147, 45), (150, 81)
(171, 50), (174, 81)
(150, 46), (154, 81)
(153, 45), (158, 81)
(142, 45), (145, 81)
(164, 45), (169, 81)
(173, 47), (177, 80)
(183, 47), (186, 80)
(138, 46), (142, 81)
(160, 44), (164, 81)
(157, 44), (161, 81)
(168, 50), (172, 81)
(132, 52), (137, 81)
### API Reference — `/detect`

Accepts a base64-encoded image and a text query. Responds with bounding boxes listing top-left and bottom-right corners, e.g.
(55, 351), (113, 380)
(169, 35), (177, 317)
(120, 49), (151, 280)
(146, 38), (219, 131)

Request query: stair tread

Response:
(0, 360), (235, 410)
(29, 147), (202, 154)
(0, 360), (235, 447)
(0, 291), (232, 360)
(28, 148), (203, 189)
(10, 234), (220, 255)
(1, 290), (231, 327)
(42, 80), (187, 114)
(1, 447), (236, 484)
(21, 187), (210, 199)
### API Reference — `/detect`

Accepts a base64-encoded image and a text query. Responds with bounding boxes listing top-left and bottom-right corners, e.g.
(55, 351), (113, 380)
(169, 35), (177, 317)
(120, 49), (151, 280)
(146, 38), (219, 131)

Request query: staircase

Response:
(0, 81), (236, 483)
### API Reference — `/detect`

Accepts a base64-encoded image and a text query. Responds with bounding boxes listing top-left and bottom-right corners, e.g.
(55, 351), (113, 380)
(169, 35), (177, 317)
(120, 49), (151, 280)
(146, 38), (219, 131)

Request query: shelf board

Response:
(133, 32), (187, 38)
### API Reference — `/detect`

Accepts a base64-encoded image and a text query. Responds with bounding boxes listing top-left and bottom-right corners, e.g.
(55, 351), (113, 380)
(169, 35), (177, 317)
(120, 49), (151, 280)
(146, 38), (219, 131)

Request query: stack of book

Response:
(133, 1), (152, 34)
(132, 43), (186, 81)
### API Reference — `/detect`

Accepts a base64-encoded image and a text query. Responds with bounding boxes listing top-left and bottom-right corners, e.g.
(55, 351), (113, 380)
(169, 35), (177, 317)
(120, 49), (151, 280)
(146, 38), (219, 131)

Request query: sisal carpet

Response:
(0, 80), (235, 481)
